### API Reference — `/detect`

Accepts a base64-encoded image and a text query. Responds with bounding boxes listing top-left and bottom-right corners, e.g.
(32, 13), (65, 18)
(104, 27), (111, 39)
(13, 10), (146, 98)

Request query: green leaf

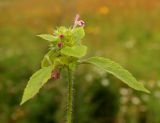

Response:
(72, 27), (85, 43)
(41, 55), (52, 68)
(61, 45), (87, 58)
(41, 50), (57, 68)
(20, 66), (54, 105)
(82, 57), (150, 93)
(37, 34), (58, 42)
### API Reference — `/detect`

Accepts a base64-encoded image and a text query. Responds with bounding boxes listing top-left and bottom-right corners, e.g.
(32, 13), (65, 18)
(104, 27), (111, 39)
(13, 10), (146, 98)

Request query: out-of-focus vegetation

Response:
(0, 0), (160, 123)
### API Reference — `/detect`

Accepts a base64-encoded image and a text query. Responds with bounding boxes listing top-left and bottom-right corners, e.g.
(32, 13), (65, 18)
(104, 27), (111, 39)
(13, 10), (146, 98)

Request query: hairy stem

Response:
(66, 67), (74, 123)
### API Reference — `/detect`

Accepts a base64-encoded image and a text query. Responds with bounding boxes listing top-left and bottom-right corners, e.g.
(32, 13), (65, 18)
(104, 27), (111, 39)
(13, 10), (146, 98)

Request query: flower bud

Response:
(51, 70), (60, 80)
(57, 42), (63, 48)
(59, 34), (64, 39)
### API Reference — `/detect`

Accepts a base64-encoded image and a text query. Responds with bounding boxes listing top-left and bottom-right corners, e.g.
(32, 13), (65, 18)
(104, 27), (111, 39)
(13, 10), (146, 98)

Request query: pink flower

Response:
(51, 70), (60, 80)
(73, 14), (85, 29)
(77, 20), (85, 27)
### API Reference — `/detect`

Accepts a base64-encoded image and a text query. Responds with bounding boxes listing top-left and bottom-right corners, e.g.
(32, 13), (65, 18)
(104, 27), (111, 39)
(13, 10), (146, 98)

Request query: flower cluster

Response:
(44, 14), (85, 80)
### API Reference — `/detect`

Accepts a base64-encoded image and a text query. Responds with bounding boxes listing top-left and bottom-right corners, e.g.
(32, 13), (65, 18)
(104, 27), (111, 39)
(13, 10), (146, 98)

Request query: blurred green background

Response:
(1, 0), (160, 123)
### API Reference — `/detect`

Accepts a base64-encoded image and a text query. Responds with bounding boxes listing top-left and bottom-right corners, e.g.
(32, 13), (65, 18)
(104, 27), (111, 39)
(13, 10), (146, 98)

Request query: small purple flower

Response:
(78, 20), (85, 27)
(73, 14), (85, 29)
(57, 42), (63, 48)
(59, 34), (64, 39)
(51, 70), (60, 80)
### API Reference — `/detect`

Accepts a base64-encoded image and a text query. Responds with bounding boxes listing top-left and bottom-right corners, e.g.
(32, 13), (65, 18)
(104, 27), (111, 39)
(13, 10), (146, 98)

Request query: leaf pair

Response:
(21, 56), (150, 105)
(21, 26), (150, 106)
(37, 27), (85, 44)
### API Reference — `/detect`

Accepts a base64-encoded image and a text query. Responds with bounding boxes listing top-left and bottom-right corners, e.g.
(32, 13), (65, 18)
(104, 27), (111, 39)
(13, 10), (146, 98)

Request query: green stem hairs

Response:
(20, 15), (150, 123)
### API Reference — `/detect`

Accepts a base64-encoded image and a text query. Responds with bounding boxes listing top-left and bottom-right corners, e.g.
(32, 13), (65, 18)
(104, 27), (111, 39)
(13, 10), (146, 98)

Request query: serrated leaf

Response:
(72, 27), (85, 43)
(61, 45), (87, 58)
(83, 57), (150, 93)
(20, 66), (54, 105)
(37, 34), (58, 42)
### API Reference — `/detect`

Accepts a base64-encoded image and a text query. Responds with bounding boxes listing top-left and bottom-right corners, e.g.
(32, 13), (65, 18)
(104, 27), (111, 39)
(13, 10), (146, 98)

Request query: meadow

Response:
(0, 0), (160, 123)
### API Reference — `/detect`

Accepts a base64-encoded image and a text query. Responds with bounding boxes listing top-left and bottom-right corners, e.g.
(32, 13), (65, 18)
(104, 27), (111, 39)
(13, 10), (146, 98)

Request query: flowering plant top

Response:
(20, 15), (150, 123)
